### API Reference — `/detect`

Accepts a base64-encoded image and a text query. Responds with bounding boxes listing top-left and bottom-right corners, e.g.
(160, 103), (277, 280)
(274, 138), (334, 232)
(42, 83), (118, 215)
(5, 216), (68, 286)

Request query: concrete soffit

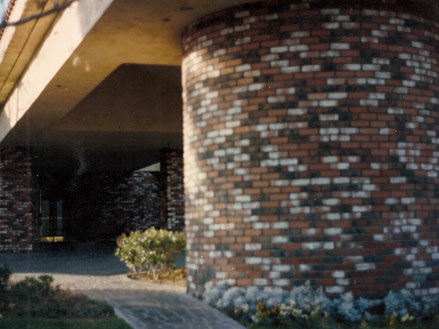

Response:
(0, 0), (75, 105)
(0, 0), (114, 143)
(0, 0), (275, 151)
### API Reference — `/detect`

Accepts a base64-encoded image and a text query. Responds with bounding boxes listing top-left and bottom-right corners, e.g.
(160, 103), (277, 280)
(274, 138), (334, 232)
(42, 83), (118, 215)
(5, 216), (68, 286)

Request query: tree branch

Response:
(0, 0), (78, 30)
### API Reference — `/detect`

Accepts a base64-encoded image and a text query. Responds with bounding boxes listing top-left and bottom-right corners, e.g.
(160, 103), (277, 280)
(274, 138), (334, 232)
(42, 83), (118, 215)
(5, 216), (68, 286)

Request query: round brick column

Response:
(182, 0), (439, 298)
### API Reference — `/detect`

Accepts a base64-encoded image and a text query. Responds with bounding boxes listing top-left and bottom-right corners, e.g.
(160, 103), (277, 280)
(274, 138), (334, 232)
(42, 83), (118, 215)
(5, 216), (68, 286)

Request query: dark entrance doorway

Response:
(39, 198), (64, 242)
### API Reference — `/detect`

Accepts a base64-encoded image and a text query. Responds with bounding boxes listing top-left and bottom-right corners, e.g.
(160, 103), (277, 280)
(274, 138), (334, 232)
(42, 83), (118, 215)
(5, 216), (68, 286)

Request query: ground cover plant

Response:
(245, 320), (439, 329)
(204, 280), (439, 329)
(115, 227), (185, 281)
(0, 318), (131, 329)
(0, 265), (131, 328)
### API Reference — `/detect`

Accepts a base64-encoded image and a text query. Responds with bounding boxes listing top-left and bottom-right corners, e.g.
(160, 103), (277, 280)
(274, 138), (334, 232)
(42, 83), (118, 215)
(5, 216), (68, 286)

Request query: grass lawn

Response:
(0, 317), (132, 329)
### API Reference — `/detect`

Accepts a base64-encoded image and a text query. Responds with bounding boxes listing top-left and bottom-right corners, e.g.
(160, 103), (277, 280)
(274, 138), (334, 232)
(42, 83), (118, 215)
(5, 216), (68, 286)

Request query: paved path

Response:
(0, 245), (245, 329)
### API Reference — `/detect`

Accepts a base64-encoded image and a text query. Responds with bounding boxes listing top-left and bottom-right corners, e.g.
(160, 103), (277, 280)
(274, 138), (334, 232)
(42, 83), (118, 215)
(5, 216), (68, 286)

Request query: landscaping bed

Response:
(204, 281), (439, 329)
(127, 267), (186, 287)
(0, 265), (132, 329)
(0, 318), (131, 329)
(242, 317), (439, 329)
(115, 227), (186, 289)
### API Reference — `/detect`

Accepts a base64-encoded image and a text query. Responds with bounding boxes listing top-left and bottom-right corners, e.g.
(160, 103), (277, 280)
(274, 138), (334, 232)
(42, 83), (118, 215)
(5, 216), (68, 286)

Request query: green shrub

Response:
(7, 275), (55, 317)
(0, 264), (11, 312)
(0, 264), (11, 292)
(5, 275), (113, 318)
(0, 318), (132, 329)
(115, 227), (185, 279)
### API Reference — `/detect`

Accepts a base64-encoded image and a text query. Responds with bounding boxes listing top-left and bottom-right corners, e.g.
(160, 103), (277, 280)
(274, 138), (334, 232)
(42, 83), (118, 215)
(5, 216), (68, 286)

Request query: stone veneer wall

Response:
(0, 147), (33, 252)
(161, 149), (185, 231)
(182, 0), (439, 298)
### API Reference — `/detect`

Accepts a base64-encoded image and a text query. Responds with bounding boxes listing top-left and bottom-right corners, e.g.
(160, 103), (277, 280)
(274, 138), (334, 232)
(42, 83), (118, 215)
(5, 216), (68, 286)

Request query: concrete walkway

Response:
(0, 244), (245, 329)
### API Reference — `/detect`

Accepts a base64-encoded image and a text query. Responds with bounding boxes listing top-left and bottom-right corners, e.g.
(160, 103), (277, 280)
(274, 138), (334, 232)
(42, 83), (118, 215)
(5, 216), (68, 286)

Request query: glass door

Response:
(39, 199), (64, 242)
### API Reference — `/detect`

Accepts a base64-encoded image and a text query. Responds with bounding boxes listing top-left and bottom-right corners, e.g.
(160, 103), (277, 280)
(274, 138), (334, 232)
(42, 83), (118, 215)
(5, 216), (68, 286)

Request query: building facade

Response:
(0, 0), (438, 298)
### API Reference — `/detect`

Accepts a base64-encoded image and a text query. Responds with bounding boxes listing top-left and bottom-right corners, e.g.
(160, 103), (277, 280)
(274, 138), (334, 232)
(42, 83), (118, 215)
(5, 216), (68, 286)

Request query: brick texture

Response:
(101, 171), (163, 233)
(182, 0), (439, 298)
(0, 147), (33, 252)
(66, 150), (184, 240)
(65, 170), (163, 240)
(161, 149), (185, 231)
(81, 149), (184, 239)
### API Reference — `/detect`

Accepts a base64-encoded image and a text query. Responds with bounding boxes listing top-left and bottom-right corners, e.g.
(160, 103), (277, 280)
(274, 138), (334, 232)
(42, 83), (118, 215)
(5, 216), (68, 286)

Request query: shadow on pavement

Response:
(0, 241), (186, 276)
(0, 242), (128, 275)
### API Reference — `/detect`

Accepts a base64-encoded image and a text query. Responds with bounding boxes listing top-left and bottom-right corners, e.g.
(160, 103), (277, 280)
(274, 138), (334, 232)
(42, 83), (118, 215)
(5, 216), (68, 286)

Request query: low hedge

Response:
(0, 265), (113, 319)
(115, 228), (185, 280)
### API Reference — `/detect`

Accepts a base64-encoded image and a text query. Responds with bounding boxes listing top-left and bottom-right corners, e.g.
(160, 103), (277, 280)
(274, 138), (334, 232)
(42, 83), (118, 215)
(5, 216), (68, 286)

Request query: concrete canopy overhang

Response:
(0, 0), (259, 172)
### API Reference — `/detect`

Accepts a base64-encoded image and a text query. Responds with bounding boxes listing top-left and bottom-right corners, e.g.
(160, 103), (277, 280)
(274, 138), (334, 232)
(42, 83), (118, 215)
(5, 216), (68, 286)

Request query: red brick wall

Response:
(161, 149), (185, 231)
(101, 171), (163, 234)
(66, 151), (184, 241)
(0, 147), (33, 252)
(182, 0), (439, 298)
(83, 150), (184, 240)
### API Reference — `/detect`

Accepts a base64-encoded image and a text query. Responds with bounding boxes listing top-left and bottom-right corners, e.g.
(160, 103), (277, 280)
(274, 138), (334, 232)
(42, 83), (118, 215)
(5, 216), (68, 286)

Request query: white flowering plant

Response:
(384, 290), (421, 325)
(329, 292), (377, 323)
(204, 280), (338, 327)
(423, 298), (439, 322)
(203, 280), (439, 327)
